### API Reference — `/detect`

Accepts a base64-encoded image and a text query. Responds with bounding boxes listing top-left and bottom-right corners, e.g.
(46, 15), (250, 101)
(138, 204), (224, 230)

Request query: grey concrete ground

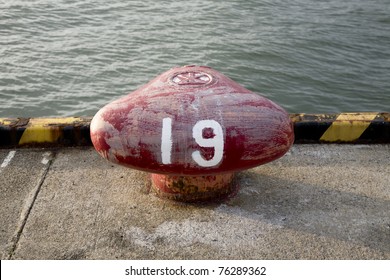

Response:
(0, 145), (389, 260)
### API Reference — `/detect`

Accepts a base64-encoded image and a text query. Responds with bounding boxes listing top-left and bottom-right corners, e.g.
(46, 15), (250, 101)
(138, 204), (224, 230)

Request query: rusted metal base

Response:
(151, 173), (238, 202)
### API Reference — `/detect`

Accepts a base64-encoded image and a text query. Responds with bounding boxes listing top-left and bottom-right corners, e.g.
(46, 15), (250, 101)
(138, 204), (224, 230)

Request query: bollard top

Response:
(90, 65), (294, 175)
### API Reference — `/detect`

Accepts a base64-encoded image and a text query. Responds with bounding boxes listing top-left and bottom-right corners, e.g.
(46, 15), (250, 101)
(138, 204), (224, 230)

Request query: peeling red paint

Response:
(90, 65), (294, 177)
(150, 172), (238, 202)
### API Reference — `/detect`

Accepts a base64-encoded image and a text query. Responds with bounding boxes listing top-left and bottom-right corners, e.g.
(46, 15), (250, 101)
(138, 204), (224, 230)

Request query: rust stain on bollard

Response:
(151, 173), (237, 202)
(90, 65), (294, 202)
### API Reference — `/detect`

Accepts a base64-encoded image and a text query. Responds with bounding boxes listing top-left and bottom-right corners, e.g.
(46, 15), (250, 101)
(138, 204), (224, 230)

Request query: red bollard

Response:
(90, 65), (294, 202)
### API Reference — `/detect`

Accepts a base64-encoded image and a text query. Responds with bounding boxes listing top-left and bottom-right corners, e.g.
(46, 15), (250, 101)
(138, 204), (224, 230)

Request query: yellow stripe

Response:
(320, 113), (377, 142)
(0, 118), (14, 126)
(18, 117), (83, 145)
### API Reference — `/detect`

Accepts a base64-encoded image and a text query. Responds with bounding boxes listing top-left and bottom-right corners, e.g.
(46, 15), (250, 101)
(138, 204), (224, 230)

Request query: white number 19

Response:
(161, 118), (224, 167)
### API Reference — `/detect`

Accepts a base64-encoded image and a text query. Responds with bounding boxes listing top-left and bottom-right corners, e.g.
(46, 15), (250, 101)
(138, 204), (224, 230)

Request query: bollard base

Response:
(150, 173), (238, 202)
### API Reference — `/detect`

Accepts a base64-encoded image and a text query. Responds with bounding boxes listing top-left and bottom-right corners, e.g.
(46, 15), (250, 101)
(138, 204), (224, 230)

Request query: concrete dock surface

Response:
(0, 144), (389, 260)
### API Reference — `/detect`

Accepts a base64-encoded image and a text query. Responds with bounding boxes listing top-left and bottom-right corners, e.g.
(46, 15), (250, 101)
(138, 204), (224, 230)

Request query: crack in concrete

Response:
(6, 151), (56, 259)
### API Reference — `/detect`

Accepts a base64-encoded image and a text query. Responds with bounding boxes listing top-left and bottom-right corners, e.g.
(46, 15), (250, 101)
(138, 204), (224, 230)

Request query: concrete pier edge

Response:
(0, 112), (389, 148)
(1, 114), (389, 260)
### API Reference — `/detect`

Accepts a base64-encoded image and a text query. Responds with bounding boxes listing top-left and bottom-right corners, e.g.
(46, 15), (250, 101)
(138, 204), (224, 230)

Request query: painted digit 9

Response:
(192, 120), (224, 167)
(161, 118), (224, 167)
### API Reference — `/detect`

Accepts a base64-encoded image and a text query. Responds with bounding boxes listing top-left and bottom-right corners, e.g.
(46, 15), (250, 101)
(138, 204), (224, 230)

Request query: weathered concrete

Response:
(0, 145), (389, 259)
(0, 149), (53, 259)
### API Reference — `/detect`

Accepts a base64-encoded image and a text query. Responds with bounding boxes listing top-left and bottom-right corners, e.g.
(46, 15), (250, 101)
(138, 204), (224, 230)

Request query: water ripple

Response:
(1, 0), (389, 117)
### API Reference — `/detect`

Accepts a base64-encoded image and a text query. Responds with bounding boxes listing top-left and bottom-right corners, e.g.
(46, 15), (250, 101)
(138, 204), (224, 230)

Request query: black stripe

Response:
(293, 121), (332, 143)
(291, 114), (338, 144)
(359, 118), (390, 143)
(61, 125), (92, 146)
(0, 126), (26, 147)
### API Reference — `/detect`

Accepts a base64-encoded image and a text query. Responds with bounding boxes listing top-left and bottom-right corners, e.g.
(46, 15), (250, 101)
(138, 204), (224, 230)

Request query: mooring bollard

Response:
(90, 65), (294, 202)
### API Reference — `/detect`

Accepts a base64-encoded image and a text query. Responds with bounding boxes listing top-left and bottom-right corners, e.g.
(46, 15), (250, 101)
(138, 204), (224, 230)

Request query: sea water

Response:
(1, 0), (389, 117)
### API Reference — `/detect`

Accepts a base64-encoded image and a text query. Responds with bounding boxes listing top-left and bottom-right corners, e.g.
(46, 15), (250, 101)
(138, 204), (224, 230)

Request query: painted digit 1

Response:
(161, 117), (173, 164)
(161, 118), (224, 167)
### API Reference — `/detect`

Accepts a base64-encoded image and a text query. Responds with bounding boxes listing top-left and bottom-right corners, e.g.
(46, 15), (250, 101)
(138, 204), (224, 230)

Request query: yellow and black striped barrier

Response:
(0, 117), (92, 148)
(0, 113), (389, 148)
(291, 112), (390, 143)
